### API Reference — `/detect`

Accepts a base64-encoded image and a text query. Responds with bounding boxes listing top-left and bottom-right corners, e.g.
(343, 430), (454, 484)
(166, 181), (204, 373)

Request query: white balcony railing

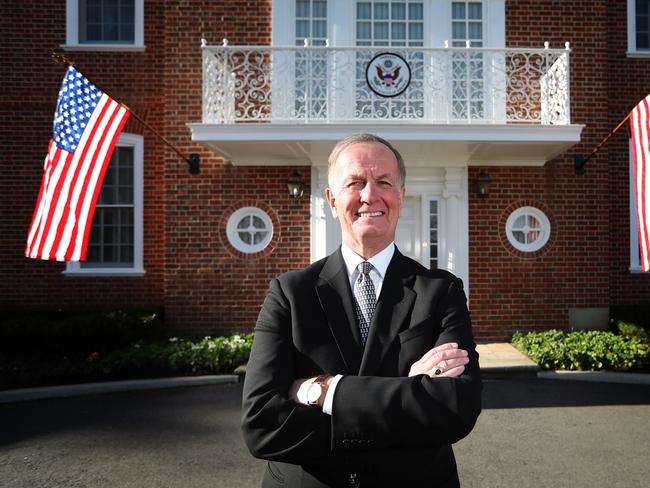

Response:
(201, 40), (571, 126)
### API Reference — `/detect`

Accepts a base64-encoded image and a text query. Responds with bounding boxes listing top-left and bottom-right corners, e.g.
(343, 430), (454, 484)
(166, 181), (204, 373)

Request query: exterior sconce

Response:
(287, 170), (304, 199)
(477, 171), (491, 198)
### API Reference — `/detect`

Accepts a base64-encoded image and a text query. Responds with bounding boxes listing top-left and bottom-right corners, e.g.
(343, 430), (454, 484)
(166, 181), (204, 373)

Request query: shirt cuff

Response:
(322, 374), (343, 415)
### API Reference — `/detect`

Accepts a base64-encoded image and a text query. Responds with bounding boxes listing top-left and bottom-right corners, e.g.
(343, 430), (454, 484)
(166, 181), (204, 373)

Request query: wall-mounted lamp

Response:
(287, 170), (304, 199)
(476, 171), (491, 198)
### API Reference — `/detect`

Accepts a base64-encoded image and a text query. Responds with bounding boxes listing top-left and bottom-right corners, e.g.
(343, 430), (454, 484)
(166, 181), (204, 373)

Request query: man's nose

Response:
(359, 182), (378, 202)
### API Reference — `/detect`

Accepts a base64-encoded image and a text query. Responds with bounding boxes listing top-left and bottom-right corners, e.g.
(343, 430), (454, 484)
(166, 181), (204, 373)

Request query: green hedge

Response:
(512, 329), (650, 371)
(0, 333), (254, 390)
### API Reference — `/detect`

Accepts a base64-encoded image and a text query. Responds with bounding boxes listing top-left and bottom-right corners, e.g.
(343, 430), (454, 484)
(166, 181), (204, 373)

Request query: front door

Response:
(395, 196), (423, 264)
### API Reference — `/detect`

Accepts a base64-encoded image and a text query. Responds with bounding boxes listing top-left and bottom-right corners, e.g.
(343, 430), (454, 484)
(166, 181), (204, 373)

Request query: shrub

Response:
(615, 320), (650, 342)
(100, 333), (254, 378)
(512, 330), (650, 371)
(0, 332), (254, 389)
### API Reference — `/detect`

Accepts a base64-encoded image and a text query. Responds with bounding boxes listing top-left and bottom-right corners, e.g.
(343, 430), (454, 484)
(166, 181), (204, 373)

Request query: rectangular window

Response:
(82, 147), (134, 267)
(295, 0), (328, 119)
(636, 0), (650, 49)
(65, 134), (144, 276)
(355, 0), (424, 119)
(429, 199), (439, 269)
(451, 1), (484, 120)
(65, 0), (144, 50)
(79, 0), (135, 44)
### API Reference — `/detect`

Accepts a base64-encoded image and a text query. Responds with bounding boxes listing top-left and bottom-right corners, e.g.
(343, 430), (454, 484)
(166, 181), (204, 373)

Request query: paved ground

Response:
(1, 379), (649, 488)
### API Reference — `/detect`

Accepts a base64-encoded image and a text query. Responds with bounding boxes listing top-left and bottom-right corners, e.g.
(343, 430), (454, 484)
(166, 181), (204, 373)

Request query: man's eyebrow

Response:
(374, 173), (393, 180)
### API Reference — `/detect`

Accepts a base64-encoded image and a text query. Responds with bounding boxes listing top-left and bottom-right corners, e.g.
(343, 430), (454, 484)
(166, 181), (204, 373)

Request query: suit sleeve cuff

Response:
(321, 374), (343, 415)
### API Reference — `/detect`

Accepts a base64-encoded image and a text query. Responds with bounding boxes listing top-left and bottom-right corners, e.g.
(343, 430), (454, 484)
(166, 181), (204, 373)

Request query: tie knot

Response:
(358, 261), (373, 276)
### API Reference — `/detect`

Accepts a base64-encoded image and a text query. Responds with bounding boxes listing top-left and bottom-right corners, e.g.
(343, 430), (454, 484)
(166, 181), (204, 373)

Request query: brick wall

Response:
(606, 0), (650, 305)
(2, 0), (645, 340)
(1, 0), (167, 312)
(466, 0), (611, 340)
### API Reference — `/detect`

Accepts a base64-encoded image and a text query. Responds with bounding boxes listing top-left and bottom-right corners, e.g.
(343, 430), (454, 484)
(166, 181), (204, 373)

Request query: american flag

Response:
(630, 94), (650, 271)
(25, 66), (130, 261)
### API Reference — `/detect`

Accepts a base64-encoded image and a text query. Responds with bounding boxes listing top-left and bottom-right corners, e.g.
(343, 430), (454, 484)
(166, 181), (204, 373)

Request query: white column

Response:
(443, 167), (469, 296)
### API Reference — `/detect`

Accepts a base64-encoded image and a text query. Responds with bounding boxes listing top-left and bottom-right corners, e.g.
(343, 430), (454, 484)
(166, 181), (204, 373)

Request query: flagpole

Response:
(51, 51), (200, 174)
(574, 111), (632, 175)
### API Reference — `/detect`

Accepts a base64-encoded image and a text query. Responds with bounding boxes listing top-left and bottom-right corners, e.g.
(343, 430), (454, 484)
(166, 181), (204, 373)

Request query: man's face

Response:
(326, 142), (405, 258)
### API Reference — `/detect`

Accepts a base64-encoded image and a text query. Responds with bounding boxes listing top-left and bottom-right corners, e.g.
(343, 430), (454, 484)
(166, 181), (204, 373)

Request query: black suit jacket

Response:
(242, 248), (482, 488)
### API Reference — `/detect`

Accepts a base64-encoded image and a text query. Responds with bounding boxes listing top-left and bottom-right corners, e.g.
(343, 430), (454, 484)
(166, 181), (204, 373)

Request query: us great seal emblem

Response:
(365, 52), (411, 98)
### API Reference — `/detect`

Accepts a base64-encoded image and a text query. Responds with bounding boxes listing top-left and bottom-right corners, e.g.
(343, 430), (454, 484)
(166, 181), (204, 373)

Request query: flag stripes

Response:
(25, 67), (130, 261)
(630, 94), (650, 271)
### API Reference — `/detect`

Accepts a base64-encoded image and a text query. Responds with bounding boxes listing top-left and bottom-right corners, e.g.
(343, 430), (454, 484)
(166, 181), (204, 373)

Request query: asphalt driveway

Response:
(1, 379), (649, 487)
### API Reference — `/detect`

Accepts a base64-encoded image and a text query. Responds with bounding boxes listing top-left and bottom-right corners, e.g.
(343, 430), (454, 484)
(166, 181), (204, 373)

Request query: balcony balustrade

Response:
(201, 40), (571, 126)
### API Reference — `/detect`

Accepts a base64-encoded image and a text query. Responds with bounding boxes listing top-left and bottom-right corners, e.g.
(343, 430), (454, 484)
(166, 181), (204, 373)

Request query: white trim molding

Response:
(226, 207), (274, 254)
(64, 133), (145, 277)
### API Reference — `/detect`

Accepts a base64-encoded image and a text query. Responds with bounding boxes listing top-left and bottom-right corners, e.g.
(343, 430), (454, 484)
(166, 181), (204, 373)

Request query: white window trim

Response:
(505, 206), (551, 253)
(627, 0), (650, 56)
(64, 133), (145, 277)
(226, 207), (274, 253)
(62, 0), (145, 52)
(630, 140), (644, 272)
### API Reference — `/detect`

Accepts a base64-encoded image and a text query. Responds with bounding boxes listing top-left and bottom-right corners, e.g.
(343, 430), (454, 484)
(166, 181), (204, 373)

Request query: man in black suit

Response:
(242, 134), (481, 487)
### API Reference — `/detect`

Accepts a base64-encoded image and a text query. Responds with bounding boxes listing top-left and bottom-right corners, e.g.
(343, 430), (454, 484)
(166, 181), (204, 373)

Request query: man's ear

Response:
(325, 187), (338, 219)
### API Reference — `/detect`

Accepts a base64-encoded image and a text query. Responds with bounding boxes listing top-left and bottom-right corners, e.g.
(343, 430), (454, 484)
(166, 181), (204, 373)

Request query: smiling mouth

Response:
(357, 211), (384, 217)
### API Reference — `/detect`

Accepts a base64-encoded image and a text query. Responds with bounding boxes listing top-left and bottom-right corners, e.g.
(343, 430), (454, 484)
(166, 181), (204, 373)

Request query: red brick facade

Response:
(2, 1), (648, 340)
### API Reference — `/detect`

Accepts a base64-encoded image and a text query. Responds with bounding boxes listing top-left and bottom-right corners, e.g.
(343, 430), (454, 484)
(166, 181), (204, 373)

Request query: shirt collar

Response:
(341, 242), (395, 279)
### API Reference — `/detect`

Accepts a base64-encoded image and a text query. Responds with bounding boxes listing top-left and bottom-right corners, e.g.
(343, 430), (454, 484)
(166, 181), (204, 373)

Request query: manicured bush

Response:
(0, 332), (254, 389)
(100, 334), (254, 378)
(614, 320), (650, 342)
(512, 329), (650, 371)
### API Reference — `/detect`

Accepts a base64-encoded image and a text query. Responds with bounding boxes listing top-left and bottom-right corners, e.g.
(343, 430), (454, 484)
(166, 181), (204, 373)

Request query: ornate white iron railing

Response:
(201, 40), (571, 125)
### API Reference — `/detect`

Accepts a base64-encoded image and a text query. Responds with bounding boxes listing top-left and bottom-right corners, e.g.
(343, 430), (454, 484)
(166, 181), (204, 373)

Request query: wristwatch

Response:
(306, 375), (330, 407)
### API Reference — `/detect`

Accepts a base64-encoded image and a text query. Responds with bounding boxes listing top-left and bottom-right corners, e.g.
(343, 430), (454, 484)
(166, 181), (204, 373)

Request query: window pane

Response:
(313, 0), (326, 17)
(452, 22), (465, 39)
(375, 22), (389, 39)
(408, 2), (423, 20)
(253, 231), (268, 244)
(374, 2), (389, 20)
(638, 31), (649, 49)
(392, 22), (406, 40)
(513, 215), (526, 228)
(468, 2), (482, 19)
(468, 22), (482, 39)
(237, 216), (250, 229)
(358, 21), (372, 40)
(429, 200), (438, 213)
(239, 231), (252, 244)
(296, 0), (310, 17)
(430, 214), (438, 227)
(357, 2), (371, 19)
(528, 215), (541, 229)
(637, 0), (649, 15)
(296, 19), (310, 38)
(313, 20), (326, 38)
(452, 2), (466, 20)
(408, 22), (423, 40)
(513, 231), (526, 244)
(392, 3), (405, 19)
(252, 216), (265, 229)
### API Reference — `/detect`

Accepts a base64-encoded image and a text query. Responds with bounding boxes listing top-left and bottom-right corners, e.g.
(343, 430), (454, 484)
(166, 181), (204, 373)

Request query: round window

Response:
(226, 207), (273, 253)
(505, 207), (551, 252)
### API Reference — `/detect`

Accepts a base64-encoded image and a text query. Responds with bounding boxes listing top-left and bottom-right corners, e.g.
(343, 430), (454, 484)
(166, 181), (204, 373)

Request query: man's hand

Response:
(408, 342), (469, 378)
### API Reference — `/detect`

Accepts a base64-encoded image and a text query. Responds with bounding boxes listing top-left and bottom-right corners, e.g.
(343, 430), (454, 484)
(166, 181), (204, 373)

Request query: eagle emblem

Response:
(366, 53), (411, 98)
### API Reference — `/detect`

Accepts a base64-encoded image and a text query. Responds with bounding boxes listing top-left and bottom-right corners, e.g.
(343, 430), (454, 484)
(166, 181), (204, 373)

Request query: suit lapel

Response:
(315, 250), (364, 374)
(359, 251), (416, 376)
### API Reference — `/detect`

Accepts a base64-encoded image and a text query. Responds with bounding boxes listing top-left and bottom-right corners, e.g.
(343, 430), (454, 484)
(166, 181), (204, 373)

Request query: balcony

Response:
(188, 41), (583, 166)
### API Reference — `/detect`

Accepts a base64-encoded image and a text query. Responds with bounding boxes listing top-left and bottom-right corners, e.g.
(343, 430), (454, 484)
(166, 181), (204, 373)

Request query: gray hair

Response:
(327, 133), (406, 189)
